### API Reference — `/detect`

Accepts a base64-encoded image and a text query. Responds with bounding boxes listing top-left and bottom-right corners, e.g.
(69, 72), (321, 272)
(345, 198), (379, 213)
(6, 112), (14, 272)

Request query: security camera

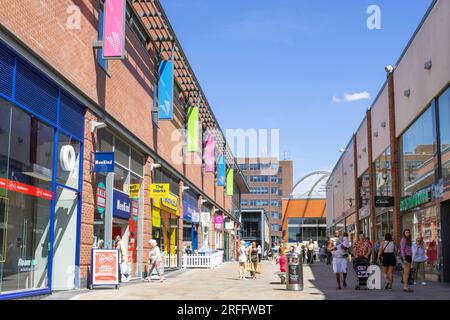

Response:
(385, 65), (394, 73)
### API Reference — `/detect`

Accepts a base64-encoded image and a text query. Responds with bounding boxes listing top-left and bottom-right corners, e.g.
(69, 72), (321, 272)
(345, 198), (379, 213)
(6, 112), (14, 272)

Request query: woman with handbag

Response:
(377, 233), (396, 290)
(412, 236), (427, 285)
(238, 241), (248, 280)
(145, 239), (165, 282)
(400, 229), (414, 292)
(249, 242), (259, 279)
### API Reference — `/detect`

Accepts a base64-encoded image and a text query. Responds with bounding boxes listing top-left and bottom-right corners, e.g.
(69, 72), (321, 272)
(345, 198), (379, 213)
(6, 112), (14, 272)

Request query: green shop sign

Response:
(400, 189), (430, 212)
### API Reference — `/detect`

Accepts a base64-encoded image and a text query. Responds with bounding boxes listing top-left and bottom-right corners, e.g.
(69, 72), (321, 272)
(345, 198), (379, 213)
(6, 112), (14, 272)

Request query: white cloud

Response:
(332, 96), (342, 103)
(344, 91), (371, 102)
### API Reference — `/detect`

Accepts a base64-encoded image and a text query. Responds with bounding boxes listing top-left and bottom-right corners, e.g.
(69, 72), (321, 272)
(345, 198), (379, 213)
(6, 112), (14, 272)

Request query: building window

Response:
(399, 104), (436, 197)
(240, 200), (248, 206)
(271, 200), (280, 207)
(97, 4), (108, 72)
(374, 147), (392, 197)
(439, 87), (450, 181)
(271, 188), (278, 194)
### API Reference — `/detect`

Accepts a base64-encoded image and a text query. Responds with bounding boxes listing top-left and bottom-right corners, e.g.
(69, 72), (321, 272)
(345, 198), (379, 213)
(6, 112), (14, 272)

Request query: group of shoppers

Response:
(327, 228), (434, 292)
(238, 241), (263, 280)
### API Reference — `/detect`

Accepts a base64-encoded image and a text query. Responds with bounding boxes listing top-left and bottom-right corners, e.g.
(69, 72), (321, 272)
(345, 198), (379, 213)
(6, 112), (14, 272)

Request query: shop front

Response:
(359, 205), (371, 240)
(182, 190), (199, 252)
(214, 213), (224, 251)
(0, 42), (85, 298)
(93, 129), (145, 279)
(152, 193), (180, 269)
(400, 186), (442, 282)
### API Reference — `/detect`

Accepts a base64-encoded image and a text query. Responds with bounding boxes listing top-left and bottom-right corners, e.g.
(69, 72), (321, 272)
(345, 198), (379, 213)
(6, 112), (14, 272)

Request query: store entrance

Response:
(441, 201), (450, 283)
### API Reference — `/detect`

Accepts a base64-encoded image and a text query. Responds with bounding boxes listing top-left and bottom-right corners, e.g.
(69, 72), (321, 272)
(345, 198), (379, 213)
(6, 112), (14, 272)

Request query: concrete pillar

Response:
(353, 134), (361, 236)
(367, 109), (377, 243)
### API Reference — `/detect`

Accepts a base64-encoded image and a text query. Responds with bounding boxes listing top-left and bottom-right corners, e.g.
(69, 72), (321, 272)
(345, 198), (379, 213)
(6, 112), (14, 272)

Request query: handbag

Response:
(245, 261), (254, 272)
(379, 241), (390, 264)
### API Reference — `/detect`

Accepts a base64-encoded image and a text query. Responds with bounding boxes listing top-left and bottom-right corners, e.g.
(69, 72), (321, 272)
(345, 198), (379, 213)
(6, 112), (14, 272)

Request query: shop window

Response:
(97, 128), (113, 152)
(57, 133), (80, 190)
(114, 165), (129, 193)
(400, 105), (437, 196)
(114, 137), (130, 168)
(130, 148), (144, 176)
(439, 87), (450, 181)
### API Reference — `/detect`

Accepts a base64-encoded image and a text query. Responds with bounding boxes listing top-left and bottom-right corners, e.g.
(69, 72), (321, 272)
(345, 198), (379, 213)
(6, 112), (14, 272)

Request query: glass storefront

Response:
(374, 147), (392, 197)
(439, 86), (450, 183)
(375, 211), (393, 242)
(402, 205), (441, 282)
(399, 104), (437, 197)
(93, 129), (144, 278)
(287, 218), (327, 244)
(0, 94), (83, 294)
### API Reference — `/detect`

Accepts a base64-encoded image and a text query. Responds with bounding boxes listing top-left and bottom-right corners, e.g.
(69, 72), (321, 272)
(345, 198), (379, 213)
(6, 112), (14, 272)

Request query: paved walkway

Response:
(47, 261), (450, 300)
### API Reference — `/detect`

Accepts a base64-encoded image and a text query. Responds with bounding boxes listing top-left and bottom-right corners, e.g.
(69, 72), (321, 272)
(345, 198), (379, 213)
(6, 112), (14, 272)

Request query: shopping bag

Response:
(256, 263), (263, 274)
(245, 261), (254, 272)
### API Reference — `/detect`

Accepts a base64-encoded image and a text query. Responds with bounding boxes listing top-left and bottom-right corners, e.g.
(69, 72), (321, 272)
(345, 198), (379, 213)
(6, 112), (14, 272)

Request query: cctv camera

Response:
(385, 65), (394, 73)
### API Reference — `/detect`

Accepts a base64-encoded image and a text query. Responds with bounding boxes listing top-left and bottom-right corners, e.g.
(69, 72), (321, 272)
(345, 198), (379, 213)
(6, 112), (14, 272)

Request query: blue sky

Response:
(160, 0), (433, 183)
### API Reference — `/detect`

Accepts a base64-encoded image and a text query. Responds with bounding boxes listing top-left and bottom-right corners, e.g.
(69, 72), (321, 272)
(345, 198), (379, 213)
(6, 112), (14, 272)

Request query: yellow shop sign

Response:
(149, 183), (169, 198)
(152, 192), (179, 216)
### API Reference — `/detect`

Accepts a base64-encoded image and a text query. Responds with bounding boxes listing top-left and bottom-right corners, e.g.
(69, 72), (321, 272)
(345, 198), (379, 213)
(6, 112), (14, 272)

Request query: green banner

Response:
(226, 168), (234, 196)
(187, 106), (199, 152)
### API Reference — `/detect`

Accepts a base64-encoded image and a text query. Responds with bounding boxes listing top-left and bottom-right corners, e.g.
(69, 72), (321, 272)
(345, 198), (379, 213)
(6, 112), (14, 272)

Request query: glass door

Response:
(52, 187), (78, 290)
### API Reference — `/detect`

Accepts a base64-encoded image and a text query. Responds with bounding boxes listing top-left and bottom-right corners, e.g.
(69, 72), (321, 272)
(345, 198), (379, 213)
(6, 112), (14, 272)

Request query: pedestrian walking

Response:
(326, 238), (333, 265)
(377, 233), (396, 290)
(330, 230), (349, 290)
(238, 240), (248, 280)
(277, 246), (287, 283)
(249, 242), (259, 279)
(412, 236), (427, 286)
(426, 240), (438, 273)
(116, 235), (130, 282)
(400, 229), (414, 292)
(257, 244), (262, 262)
(145, 239), (165, 282)
(373, 240), (380, 265)
(307, 239), (315, 264)
(319, 244), (327, 262)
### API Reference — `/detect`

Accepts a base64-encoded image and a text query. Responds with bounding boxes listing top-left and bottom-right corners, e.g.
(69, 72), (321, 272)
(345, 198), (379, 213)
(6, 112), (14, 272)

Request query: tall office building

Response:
(237, 157), (293, 245)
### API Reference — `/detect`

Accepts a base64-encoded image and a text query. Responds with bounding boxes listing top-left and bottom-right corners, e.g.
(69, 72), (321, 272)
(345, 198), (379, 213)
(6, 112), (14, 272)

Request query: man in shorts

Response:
(329, 230), (350, 290)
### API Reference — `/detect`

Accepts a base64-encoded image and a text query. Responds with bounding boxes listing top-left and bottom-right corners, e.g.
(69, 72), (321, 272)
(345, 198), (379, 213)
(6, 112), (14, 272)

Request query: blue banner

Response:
(217, 155), (225, 187)
(158, 60), (174, 120)
(113, 190), (130, 220)
(183, 191), (199, 223)
(94, 152), (115, 172)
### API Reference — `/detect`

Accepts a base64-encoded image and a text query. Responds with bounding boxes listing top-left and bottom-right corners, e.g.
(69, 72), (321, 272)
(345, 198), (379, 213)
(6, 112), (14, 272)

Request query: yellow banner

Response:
(152, 192), (179, 216)
(149, 183), (169, 198)
(152, 207), (161, 228)
(130, 184), (140, 199)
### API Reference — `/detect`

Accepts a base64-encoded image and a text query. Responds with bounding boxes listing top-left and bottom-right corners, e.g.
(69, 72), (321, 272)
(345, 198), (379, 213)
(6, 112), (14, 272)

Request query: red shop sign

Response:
(0, 178), (53, 200)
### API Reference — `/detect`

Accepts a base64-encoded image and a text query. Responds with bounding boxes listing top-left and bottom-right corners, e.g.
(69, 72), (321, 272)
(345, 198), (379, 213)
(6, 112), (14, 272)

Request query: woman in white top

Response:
(115, 235), (129, 282)
(145, 239), (165, 282)
(238, 241), (248, 280)
(377, 233), (396, 290)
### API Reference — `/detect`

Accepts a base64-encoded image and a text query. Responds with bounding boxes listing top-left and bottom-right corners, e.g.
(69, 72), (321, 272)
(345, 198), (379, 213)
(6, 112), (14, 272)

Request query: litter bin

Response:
(286, 252), (303, 291)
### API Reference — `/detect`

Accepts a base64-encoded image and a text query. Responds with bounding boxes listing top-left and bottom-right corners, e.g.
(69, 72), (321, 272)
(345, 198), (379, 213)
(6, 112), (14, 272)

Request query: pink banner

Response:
(103, 0), (126, 59)
(205, 134), (215, 173)
(214, 214), (224, 230)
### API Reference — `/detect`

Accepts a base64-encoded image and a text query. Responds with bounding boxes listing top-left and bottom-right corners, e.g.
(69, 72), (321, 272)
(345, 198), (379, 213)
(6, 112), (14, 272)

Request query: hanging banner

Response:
(129, 184), (140, 199)
(226, 168), (234, 196)
(201, 212), (210, 226)
(183, 192), (199, 223)
(217, 155), (225, 187)
(113, 190), (130, 220)
(187, 106), (199, 152)
(214, 214), (224, 230)
(158, 60), (174, 120)
(97, 182), (106, 216)
(149, 183), (169, 198)
(205, 134), (215, 173)
(94, 152), (115, 173)
(102, 0), (126, 60)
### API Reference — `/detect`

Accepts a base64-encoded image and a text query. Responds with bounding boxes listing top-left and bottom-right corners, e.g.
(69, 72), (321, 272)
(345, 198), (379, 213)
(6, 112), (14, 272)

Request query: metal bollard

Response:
(286, 252), (303, 291)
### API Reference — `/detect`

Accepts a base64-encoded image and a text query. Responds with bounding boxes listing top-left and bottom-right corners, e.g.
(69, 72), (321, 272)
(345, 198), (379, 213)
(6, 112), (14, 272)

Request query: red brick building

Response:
(0, 0), (248, 299)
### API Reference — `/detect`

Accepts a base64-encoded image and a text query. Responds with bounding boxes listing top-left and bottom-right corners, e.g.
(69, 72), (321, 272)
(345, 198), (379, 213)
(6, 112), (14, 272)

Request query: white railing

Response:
(163, 254), (178, 268)
(182, 251), (224, 269)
